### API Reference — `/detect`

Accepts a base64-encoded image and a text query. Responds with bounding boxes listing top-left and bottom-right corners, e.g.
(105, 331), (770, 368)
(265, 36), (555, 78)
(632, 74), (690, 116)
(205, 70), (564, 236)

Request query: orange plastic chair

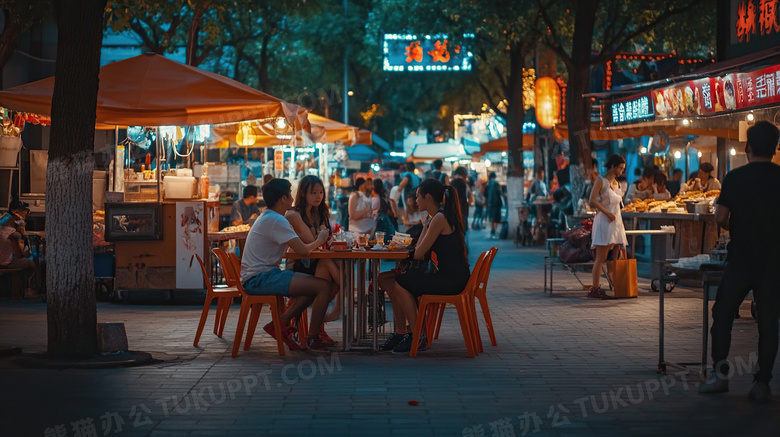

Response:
(470, 247), (498, 352)
(409, 251), (488, 357)
(193, 254), (241, 347)
(213, 248), (287, 357)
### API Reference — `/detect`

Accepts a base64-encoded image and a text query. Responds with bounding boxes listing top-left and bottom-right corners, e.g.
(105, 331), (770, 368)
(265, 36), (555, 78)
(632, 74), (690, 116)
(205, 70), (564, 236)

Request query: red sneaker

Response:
(263, 322), (302, 351)
(318, 327), (336, 346)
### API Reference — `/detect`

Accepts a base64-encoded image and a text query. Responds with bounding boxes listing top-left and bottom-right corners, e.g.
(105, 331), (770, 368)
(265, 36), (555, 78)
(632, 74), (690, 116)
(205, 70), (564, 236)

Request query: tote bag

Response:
(608, 250), (638, 298)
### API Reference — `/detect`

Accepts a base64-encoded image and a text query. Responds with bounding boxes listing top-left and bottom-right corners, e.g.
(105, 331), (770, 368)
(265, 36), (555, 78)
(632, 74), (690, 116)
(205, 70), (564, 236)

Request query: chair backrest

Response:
(228, 253), (242, 280)
(476, 247), (498, 297)
(459, 251), (487, 297)
(193, 254), (213, 293)
(212, 248), (241, 289)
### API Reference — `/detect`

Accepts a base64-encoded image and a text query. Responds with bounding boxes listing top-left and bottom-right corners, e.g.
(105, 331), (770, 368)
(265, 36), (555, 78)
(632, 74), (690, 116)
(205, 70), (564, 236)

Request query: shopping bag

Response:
(609, 251), (638, 298)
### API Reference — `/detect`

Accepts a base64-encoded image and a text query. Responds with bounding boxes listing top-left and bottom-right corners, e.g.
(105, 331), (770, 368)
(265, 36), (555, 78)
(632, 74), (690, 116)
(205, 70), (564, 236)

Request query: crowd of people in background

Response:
(331, 159), (507, 240)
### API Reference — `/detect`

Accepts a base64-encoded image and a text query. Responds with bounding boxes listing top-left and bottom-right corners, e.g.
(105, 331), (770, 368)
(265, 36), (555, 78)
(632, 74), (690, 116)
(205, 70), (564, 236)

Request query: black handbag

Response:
(397, 249), (438, 275)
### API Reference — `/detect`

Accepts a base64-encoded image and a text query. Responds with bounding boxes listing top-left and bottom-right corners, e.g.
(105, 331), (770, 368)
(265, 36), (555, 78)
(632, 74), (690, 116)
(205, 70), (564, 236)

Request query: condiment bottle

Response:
(201, 162), (209, 199)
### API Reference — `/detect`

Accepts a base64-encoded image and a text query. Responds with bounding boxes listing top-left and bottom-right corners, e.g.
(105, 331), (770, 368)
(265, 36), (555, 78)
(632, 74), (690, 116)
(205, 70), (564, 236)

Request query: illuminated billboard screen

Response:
(382, 34), (473, 72)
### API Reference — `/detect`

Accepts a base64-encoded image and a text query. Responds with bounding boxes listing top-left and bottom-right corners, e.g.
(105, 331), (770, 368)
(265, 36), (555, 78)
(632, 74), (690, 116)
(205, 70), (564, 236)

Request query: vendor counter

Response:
(622, 211), (719, 278)
(110, 199), (221, 291)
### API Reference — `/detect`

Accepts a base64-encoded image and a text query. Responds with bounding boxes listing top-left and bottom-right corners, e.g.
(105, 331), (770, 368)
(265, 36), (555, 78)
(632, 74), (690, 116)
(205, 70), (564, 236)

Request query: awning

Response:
(0, 53), (310, 131)
(356, 130), (373, 146)
(553, 123), (739, 142)
(209, 113), (371, 148)
(308, 113), (368, 145)
(408, 142), (469, 162)
(346, 144), (378, 161)
(371, 134), (390, 151)
(472, 134), (533, 159)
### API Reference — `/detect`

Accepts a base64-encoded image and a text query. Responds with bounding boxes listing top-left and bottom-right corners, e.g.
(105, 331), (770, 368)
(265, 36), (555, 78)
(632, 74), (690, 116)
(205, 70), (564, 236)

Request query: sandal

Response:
(587, 286), (608, 299)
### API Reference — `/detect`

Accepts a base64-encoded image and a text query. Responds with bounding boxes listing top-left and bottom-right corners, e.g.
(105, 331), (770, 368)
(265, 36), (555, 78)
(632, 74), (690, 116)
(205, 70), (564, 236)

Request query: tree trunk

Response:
(186, 3), (209, 66)
(256, 33), (270, 93)
(565, 0), (598, 201)
(565, 66), (592, 201)
(46, 0), (106, 360)
(0, 12), (23, 84)
(505, 45), (526, 239)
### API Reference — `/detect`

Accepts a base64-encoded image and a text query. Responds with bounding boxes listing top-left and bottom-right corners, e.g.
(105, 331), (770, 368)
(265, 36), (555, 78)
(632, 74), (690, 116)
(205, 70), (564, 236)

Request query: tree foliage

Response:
(0, 0), (49, 79)
(531, 0), (713, 199)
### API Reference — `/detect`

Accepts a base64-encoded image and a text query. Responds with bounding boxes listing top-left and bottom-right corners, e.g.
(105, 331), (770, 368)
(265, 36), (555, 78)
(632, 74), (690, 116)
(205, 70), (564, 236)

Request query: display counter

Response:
(622, 211), (719, 278)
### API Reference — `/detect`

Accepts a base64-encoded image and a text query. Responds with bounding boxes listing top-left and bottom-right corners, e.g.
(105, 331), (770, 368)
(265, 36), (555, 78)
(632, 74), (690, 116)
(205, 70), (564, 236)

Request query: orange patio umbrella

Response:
(0, 53), (310, 131)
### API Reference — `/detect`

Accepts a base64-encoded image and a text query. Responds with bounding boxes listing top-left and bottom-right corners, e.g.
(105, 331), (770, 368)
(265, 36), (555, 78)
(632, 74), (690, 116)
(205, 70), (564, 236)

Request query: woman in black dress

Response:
(378, 179), (470, 353)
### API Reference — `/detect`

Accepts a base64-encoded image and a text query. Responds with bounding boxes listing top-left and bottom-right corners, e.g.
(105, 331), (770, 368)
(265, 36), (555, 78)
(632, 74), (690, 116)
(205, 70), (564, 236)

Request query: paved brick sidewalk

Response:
(1, 230), (777, 436)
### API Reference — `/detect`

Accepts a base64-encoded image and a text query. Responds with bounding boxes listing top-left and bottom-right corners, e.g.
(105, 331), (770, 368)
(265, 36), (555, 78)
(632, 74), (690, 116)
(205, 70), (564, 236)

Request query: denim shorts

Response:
(242, 267), (294, 297)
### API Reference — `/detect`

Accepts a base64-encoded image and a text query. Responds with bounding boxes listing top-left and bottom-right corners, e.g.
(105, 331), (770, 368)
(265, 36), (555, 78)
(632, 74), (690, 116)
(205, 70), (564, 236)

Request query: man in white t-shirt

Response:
(240, 178), (332, 351)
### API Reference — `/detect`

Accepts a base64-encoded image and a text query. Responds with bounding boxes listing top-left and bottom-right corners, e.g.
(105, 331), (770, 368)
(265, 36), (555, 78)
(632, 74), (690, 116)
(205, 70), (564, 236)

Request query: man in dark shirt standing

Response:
(231, 185), (261, 226)
(431, 159), (449, 185)
(486, 171), (503, 239)
(699, 121), (780, 403)
(450, 166), (472, 232)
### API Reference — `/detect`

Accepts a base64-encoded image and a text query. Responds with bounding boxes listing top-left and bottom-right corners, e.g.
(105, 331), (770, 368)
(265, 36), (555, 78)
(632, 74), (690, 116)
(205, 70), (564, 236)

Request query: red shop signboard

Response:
(649, 63), (780, 119)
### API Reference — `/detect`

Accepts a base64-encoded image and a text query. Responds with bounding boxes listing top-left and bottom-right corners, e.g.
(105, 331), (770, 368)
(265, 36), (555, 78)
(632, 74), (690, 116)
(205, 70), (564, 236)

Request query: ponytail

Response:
(418, 179), (467, 258)
(441, 185), (464, 236)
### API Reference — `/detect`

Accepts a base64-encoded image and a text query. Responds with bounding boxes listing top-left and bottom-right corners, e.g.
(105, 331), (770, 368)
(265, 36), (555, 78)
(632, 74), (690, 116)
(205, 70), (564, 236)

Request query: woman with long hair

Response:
(377, 179), (470, 353)
(285, 175), (341, 345)
(588, 154), (628, 299)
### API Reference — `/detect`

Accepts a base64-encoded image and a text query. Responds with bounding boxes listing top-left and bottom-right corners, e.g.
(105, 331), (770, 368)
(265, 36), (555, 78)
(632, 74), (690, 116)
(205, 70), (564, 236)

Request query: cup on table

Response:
(357, 233), (369, 246)
(375, 231), (385, 245)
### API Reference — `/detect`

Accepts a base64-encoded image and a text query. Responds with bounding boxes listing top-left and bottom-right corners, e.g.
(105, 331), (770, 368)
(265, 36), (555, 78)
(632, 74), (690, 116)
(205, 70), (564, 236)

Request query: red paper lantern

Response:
(534, 76), (560, 129)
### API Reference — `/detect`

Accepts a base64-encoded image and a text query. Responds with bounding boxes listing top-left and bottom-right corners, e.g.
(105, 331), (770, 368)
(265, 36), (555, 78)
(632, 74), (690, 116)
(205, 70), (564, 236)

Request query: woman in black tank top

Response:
(377, 179), (470, 353)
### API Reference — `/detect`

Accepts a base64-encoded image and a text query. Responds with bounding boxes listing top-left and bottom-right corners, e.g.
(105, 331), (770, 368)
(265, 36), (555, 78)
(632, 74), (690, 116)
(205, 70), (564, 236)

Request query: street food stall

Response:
(0, 54), (310, 294)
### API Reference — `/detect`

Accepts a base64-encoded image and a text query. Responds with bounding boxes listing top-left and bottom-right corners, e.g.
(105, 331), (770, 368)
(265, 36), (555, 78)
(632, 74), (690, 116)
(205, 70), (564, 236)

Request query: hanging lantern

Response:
(235, 122), (257, 147)
(534, 76), (560, 130)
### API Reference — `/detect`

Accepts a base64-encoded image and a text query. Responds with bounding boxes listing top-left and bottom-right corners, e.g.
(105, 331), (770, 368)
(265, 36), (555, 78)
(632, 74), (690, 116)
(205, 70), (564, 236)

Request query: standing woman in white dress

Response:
(588, 154), (628, 298)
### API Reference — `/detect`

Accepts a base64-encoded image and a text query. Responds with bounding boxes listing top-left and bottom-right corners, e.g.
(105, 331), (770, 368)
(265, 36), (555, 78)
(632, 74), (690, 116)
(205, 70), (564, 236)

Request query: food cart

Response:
(0, 54), (310, 295)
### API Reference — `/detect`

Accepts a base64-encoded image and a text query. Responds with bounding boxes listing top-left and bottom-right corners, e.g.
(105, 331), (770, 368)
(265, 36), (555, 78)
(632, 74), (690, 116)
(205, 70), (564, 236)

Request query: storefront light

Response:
(275, 118), (288, 129)
(674, 150), (682, 159)
(682, 119), (689, 126)
(640, 147), (647, 154)
(698, 151), (703, 158)
(747, 113), (754, 121)
(730, 148), (736, 156)
(371, 163), (380, 171)
(501, 152), (507, 157)
(485, 159), (492, 167)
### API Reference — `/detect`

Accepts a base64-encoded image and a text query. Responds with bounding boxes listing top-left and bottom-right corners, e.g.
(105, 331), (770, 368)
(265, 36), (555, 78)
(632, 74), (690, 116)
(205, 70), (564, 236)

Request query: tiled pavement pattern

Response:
(1, 231), (778, 436)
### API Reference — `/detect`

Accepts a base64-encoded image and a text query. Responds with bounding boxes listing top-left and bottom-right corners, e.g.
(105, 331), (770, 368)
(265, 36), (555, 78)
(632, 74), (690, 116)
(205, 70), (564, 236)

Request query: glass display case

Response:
(104, 203), (163, 241)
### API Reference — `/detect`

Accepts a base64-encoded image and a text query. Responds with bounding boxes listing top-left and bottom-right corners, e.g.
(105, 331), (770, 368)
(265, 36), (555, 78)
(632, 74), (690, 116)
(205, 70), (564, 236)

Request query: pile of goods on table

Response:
(621, 190), (720, 213)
